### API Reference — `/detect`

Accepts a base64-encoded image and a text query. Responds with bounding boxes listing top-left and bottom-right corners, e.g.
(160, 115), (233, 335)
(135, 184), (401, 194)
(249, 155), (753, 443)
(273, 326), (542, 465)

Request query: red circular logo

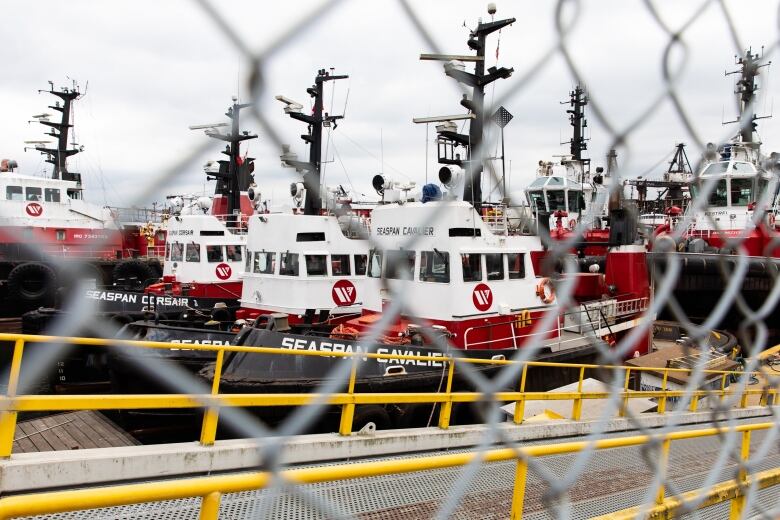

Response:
(472, 283), (493, 312)
(215, 263), (232, 280)
(25, 202), (43, 217)
(332, 279), (357, 306)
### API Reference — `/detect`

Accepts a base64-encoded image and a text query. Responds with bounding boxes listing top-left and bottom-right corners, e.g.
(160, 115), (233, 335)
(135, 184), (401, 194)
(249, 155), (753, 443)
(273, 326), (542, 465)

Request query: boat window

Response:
(386, 249), (415, 280)
(527, 191), (545, 211)
(170, 243), (184, 262)
(367, 250), (382, 278)
(461, 253), (482, 282)
(331, 254), (351, 276)
(306, 255), (327, 276)
(507, 253), (525, 279)
(185, 243), (201, 262)
(731, 162), (755, 173)
(420, 250), (449, 283)
(569, 190), (586, 212)
(279, 252), (299, 276)
(200, 230), (225, 236)
(449, 228), (481, 237)
(165, 243), (171, 260)
(206, 245), (224, 262)
(730, 178), (753, 206)
(703, 162), (729, 175)
(55, 229), (66, 241)
(44, 188), (60, 202)
(546, 190), (566, 211)
(354, 254), (368, 276)
(703, 179), (728, 207)
(226, 245), (242, 262)
(254, 252), (275, 274)
(25, 187), (42, 201)
(486, 253), (505, 281)
(6, 186), (22, 201)
(245, 250), (252, 272)
(296, 232), (326, 242)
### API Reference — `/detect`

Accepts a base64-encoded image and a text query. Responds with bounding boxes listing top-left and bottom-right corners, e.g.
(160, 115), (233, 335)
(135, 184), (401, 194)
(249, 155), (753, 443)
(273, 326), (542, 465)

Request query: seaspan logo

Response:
(332, 279), (357, 306)
(472, 283), (493, 312)
(215, 263), (232, 280)
(25, 202), (43, 217)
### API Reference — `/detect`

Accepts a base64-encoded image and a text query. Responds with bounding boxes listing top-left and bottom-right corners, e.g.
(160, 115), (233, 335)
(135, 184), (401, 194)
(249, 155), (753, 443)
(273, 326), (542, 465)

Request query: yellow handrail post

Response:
(690, 391), (700, 412)
(0, 339), (24, 458)
(571, 366), (585, 421)
(655, 438), (672, 504)
(509, 457), (528, 519)
(729, 430), (751, 519)
(437, 358), (456, 430)
(657, 370), (669, 414)
(199, 349), (225, 446)
(338, 357), (358, 436)
(199, 491), (222, 520)
(513, 364), (528, 424)
(619, 368), (631, 417)
(720, 373), (728, 403)
(739, 376), (749, 409)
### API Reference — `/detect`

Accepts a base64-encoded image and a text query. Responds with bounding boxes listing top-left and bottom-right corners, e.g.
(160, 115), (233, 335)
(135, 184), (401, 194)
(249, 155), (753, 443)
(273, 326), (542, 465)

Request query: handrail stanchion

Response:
(338, 355), (359, 436)
(513, 364), (528, 424)
(509, 457), (528, 519)
(437, 358), (456, 430)
(655, 438), (672, 504)
(199, 491), (222, 520)
(619, 368), (631, 417)
(739, 373), (749, 409)
(0, 339), (25, 458)
(720, 373), (728, 403)
(658, 369), (669, 414)
(199, 349), (225, 446)
(572, 366), (585, 420)
(729, 430), (752, 519)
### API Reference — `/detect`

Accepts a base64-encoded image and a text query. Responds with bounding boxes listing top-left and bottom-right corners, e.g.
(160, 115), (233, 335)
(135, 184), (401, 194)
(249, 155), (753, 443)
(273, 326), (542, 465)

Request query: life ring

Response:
(769, 213), (776, 228)
(568, 218), (577, 229)
(536, 278), (555, 304)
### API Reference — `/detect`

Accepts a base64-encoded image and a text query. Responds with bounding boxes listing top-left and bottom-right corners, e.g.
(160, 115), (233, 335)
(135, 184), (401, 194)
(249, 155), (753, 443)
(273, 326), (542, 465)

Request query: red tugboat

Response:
(650, 49), (780, 332)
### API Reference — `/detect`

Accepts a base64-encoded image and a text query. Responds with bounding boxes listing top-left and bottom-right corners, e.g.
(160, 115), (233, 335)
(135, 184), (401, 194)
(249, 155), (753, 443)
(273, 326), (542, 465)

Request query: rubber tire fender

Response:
(351, 404), (392, 432)
(112, 259), (156, 287)
(7, 262), (58, 307)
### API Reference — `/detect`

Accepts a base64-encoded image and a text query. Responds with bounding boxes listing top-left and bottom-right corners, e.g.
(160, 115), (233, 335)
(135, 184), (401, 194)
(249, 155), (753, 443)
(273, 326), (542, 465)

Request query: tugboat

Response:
(0, 83), (125, 314)
(651, 49), (780, 334)
(208, 8), (652, 431)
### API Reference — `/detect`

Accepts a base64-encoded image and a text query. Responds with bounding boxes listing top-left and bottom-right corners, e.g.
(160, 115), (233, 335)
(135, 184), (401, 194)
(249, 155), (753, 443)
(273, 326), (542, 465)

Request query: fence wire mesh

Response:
(4, 0), (780, 518)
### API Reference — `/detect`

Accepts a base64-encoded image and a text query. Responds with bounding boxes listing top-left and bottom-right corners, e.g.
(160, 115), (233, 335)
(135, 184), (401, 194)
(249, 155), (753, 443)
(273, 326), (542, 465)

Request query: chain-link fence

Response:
(3, 0), (780, 518)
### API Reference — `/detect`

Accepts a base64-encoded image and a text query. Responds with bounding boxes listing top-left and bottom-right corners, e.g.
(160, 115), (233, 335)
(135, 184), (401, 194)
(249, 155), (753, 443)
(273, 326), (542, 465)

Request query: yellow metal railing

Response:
(0, 332), (777, 459)
(0, 422), (775, 519)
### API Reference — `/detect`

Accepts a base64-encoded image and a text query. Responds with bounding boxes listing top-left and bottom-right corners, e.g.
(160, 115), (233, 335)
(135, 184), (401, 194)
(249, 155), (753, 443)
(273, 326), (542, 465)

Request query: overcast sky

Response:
(2, 0), (779, 208)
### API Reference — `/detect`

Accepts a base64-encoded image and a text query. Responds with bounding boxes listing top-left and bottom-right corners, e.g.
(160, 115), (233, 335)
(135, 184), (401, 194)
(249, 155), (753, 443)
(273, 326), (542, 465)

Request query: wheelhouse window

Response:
(730, 178), (753, 206)
(6, 186), (22, 201)
(731, 162), (756, 174)
(694, 179), (728, 207)
(546, 190), (566, 211)
(386, 249), (415, 280)
(25, 187), (42, 201)
(206, 245), (223, 262)
(486, 253), (504, 281)
(569, 190), (585, 212)
(279, 252), (299, 276)
(367, 250), (383, 278)
(419, 250), (449, 283)
(170, 243), (184, 262)
(527, 191), (545, 211)
(226, 245), (242, 262)
(461, 253), (482, 282)
(254, 251), (275, 274)
(702, 162), (729, 175)
(306, 254), (327, 276)
(185, 243), (200, 262)
(507, 253), (525, 279)
(354, 254), (368, 276)
(44, 188), (60, 202)
(331, 254), (351, 276)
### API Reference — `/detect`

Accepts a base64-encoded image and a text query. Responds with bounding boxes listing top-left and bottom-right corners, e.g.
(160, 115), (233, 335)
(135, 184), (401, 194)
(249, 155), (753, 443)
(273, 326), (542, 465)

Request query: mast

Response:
(33, 82), (83, 184)
(562, 84), (588, 163)
(422, 14), (514, 209)
(724, 48), (771, 144)
(278, 69), (348, 215)
(203, 98), (257, 226)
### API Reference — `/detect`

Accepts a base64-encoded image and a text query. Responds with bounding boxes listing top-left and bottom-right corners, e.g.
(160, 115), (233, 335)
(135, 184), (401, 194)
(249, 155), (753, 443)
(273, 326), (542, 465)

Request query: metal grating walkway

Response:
(29, 416), (780, 519)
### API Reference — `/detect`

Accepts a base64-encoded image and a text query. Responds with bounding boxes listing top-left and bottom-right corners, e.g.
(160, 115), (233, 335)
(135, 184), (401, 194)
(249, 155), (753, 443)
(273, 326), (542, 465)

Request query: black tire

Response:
(7, 262), (58, 309)
(211, 307), (232, 323)
(147, 258), (163, 278)
(352, 405), (391, 432)
(112, 259), (156, 288)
